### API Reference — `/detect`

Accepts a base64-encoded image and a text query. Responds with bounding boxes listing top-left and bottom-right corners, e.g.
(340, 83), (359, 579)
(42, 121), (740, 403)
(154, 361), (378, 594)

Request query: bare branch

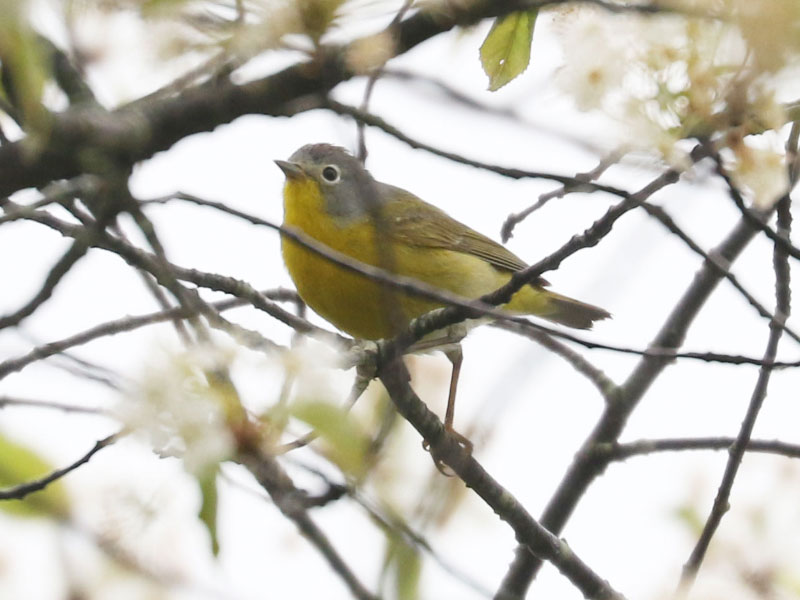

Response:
(326, 99), (634, 195)
(151, 192), (800, 368)
(378, 358), (625, 600)
(0, 291), (294, 380)
(0, 433), (118, 501)
(0, 0), (549, 197)
(110, 221), (194, 344)
(641, 201), (800, 346)
(0, 241), (89, 330)
(498, 196), (780, 597)
(492, 321), (618, 400)
(709, 149), (800, 262)
(10, 206), (329, 344)
(678, 192), (792, 593)
(0, 396), (106, 415)
(242, 452), (379, 600)
(501, 150), (625, 242)
(600, 437), (800, 462)
(287, 457), (498, 598)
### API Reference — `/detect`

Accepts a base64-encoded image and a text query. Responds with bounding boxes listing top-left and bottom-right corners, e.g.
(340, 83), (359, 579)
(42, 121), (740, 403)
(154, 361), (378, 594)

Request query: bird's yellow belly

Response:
(280, 179), (552, 340)
(282, 225), (445, 340)
(282, 180), (467, 339)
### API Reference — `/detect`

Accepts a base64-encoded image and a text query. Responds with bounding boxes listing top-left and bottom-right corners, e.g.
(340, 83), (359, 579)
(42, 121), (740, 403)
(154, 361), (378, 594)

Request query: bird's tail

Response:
(539, 290), (610, 330)
(507, 286), (610, 330)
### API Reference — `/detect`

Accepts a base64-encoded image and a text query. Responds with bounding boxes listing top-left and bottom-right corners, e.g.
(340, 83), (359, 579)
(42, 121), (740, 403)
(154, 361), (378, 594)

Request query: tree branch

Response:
(599, 437), (800, 462)
(0, 240), (89, 330)
(0, 433), (118, 501)
(497, 200), (778, 598)
(0, 0), (539, 197)
(326, 99), (634, 195)
(242, 452), (379, 600)
(641, 201), (800, 346)
(677, 193), (792, 593)
(154, 192), (800, 368)
(0, 290), (295, 380)
(0, 395), (106, 415)
(378, 358), (625, 600)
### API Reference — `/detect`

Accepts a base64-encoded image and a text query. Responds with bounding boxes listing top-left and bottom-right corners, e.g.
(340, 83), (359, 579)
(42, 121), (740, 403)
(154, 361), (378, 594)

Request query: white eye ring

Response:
(321, 165), (340, 183)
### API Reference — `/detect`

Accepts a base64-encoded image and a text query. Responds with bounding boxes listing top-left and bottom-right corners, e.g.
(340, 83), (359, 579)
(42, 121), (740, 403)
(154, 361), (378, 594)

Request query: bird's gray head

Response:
(275, 144), (382, 220)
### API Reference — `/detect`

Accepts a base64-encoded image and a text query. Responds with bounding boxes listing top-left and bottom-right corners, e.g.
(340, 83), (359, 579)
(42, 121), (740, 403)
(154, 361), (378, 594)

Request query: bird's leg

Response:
(443, 346), (472, 454)
(443, 346), (461, 432)
(422, 343), (473, 472)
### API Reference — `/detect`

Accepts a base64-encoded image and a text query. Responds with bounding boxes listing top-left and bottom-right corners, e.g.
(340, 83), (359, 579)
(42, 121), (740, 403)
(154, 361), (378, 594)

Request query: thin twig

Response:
(378, 358), (625, 600)
(376, 68), (612, 157)
(151, 192), (800, 368)
(641, 200), (800, 346)
(708, 148), (800, 261)
(0, 292), (292, 380)
(41, 353), (123, 391)
(356, 0), (415, 163)
(111, 222), (194, 344)
(242, 452), (379, 600)
(492, 321), (616, 400)
(288, 457), (497, 598)
(0, 239), (89, 331)
(677, 191), (792, 594)
(600, 437), (800, 462)
(0, 396), (107, 415)
(13, 207), (330, 344)
(200, 296), (283, 354)
(501, 149), (625, 242)
(497, 200), (779, 598)
(128, 205), (212, 342)
(0, 433), (119, 501)
(40, 34), (97, 107)
(326, 99), (635, 196)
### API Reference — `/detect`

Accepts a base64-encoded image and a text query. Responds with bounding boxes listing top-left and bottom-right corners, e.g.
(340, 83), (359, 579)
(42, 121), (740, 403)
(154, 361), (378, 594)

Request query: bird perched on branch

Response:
(276, 143), (609, 449)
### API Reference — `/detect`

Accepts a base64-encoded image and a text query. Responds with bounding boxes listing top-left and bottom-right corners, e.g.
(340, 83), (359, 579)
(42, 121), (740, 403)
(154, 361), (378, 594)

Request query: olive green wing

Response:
(379, 184), (549, 286)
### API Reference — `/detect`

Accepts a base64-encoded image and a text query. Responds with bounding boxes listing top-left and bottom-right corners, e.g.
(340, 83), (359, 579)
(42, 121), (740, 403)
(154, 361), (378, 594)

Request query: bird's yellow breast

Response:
(281, 178), (466, 339)
(280, 177), (561, 340)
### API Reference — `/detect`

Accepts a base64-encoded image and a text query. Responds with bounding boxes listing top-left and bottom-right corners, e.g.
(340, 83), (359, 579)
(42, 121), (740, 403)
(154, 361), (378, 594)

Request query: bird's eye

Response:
(322, 165), (340, 182)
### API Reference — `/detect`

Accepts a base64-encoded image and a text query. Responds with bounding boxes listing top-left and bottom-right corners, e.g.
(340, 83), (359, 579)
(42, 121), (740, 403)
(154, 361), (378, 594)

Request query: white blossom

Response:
(554, 11), (626, 112)
(118, 344), (236, 475)
(730, 141), (788, 210)
(554, 4), (793, 175)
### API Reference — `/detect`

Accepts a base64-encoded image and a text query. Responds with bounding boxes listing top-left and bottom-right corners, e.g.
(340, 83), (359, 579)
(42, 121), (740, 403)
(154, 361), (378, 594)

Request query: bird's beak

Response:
(275, 160), (305, 180)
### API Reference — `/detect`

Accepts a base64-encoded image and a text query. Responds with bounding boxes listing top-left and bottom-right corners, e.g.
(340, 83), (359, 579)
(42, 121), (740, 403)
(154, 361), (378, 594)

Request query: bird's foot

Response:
(422, 426), (473, 476)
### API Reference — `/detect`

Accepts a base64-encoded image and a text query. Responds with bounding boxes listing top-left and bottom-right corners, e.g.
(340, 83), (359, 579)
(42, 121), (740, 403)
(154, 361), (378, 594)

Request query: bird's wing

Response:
(379, 184), (550, 286)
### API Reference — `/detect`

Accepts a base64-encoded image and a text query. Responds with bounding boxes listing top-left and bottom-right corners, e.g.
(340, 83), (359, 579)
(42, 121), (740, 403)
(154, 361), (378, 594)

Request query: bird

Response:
(275, 143), (609, 447)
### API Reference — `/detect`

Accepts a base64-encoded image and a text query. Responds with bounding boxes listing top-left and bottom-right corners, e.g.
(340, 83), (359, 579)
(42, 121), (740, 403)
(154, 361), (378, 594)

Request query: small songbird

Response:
(276, 144), (609, 444)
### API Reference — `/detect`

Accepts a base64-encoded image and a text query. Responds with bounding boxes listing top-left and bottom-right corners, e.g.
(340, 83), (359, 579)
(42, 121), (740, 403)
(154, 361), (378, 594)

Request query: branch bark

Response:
(0, 0), (536, 197)
(378, 358), (625, 600)
(497, 205), (776, 598)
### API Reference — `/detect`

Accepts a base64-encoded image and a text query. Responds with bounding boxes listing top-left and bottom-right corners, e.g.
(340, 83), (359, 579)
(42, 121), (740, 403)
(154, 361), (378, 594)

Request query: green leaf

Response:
(479, 9), (538, 91)
(0, 0), (50, 132)
(296, 0), (348, 43)
(381, 534), (421, 600)
(393, 539), (421, 600)
(197, 466), (220, 556)
(0, 432), (70, 519)
(673, 503), (704, 536)
(291, 400), (369, 478)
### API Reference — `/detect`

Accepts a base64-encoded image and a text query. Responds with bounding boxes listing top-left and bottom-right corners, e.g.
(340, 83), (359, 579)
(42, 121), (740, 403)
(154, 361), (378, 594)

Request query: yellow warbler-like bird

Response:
(276, 144), (609, 441)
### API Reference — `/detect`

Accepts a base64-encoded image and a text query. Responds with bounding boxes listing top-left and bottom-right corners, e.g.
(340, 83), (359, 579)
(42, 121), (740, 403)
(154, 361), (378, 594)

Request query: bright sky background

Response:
(1, 2), (799, 599)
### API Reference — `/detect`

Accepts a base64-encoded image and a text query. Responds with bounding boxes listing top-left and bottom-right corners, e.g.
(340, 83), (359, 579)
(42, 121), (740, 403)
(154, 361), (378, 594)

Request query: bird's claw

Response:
(422, 428), (473, 476)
